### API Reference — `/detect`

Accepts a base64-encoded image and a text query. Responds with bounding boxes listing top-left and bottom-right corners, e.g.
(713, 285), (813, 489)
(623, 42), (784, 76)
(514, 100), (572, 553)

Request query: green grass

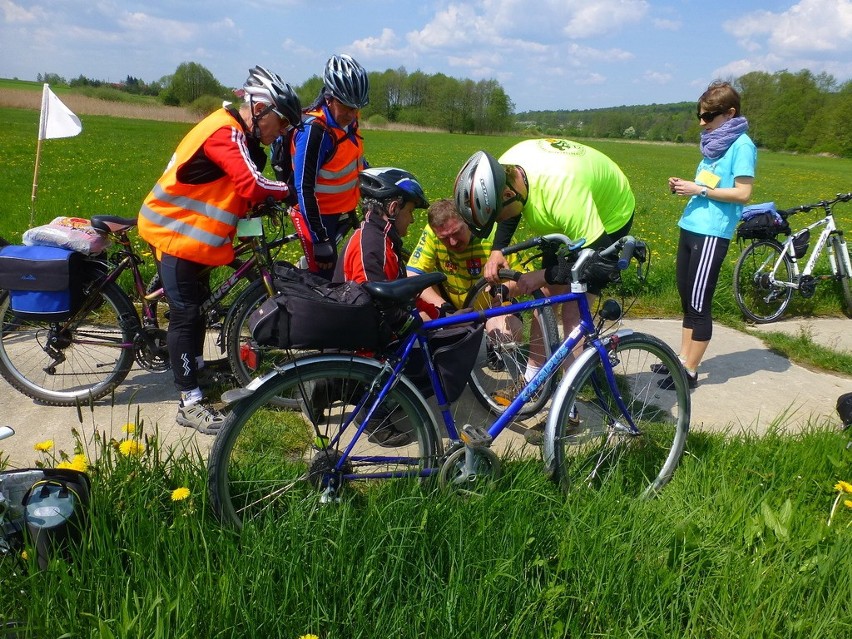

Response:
(3, 420), (852, 638)
(1, 108), (852, 636)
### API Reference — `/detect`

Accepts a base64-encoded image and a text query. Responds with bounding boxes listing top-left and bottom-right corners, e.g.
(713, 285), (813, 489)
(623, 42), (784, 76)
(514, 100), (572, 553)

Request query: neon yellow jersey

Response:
(407, 225), (523, 309)
(499, 139), (635, 245)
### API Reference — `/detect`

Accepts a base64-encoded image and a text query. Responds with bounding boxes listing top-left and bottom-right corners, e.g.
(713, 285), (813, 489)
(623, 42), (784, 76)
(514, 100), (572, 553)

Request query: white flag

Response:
(38, 84), (82, 140)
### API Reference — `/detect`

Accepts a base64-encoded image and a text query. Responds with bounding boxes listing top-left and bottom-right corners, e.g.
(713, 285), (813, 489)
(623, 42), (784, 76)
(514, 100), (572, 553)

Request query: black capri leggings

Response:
(676, 228), (730, 342)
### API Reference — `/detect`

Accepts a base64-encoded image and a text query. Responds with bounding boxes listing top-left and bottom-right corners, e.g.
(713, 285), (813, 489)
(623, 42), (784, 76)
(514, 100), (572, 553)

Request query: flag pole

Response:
(30, 84), (48, 228)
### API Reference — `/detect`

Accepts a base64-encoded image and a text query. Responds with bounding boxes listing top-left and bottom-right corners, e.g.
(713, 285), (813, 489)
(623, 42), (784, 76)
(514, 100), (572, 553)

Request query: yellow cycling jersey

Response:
(407, 225), (524, 309)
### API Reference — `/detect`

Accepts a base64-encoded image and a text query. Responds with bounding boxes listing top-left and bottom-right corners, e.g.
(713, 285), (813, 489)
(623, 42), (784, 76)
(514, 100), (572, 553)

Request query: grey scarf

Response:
(700, 116), (749, 160)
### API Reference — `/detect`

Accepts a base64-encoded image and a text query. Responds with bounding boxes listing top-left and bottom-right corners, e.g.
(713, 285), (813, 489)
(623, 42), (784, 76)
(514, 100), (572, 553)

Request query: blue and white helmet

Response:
(359, 167), (428, 209)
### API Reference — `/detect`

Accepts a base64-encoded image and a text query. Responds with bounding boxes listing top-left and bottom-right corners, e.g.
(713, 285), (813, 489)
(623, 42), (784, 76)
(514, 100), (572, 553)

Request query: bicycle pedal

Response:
(460, 424), (493, 448)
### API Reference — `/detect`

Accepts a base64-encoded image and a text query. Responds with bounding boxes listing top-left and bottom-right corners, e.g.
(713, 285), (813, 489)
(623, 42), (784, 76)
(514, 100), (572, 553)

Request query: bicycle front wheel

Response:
(733, 239), (793, 323)
(208, 356), (442, 528)
(464, 269), (560, 416)
(830, 236), (852, 316)
(549, 332), (690, 498)
(0, 277), (136, 405)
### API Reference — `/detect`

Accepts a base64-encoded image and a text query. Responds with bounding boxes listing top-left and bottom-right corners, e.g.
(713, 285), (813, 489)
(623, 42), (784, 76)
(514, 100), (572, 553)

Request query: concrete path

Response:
(1, 317), (849, 468)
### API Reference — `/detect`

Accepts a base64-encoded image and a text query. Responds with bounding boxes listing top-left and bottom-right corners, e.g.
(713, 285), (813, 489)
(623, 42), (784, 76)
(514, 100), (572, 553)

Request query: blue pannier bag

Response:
(0, 245), (82, 320)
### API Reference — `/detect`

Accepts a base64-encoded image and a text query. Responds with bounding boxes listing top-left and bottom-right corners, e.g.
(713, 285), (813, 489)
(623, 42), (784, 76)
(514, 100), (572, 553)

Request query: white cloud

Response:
(351, 28), (404, 58)
(726, 0), (852, 54)
(641, 70), (673, 84)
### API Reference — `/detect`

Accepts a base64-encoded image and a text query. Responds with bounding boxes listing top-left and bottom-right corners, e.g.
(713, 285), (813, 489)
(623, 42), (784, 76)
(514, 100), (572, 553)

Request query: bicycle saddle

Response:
(90, 215), (138, 234)
(362, 272), (446, 305)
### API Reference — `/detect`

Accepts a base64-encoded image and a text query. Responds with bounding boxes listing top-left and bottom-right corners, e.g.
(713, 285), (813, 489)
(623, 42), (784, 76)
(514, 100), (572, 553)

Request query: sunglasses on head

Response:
(697, 110), (724, 122)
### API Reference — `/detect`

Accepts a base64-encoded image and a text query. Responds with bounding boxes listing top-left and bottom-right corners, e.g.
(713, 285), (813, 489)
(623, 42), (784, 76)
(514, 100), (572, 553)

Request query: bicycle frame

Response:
(310, 282), (639, 480)
(768, 212), (841, 289)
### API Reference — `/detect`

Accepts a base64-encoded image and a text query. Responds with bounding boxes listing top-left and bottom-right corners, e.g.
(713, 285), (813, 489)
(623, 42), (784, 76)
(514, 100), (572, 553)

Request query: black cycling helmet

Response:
(323, 54), (370, 109)
(453, 150), (505, 238)
(243, 65), (303, 127)
(359, 167), (429, 209)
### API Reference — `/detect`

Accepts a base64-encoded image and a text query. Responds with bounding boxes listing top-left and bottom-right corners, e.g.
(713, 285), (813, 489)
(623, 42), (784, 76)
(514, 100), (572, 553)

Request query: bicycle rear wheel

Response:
(733, 239), (793, 323)
(463, 269), (560, 416)
(0, 276), (136, 405)
(830, 236), (852, 316)
(208, 356), (442, 528)
(548, 332), (690, 498)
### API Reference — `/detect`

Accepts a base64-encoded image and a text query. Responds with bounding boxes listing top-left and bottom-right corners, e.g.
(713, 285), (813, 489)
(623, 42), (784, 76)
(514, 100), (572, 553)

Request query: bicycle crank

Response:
(134, 326), (170, 372)
(438, 444), (502, 495)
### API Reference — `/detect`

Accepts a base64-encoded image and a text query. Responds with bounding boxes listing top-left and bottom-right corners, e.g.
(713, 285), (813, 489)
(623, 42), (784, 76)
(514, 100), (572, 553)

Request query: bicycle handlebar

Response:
(778, 192), (852, 217)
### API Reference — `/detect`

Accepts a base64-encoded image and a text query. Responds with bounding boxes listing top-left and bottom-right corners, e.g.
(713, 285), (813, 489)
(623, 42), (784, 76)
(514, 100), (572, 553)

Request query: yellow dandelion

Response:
(834, 481), (852, 493)
(56, 460), (73, 469)
(845, 500), (852, 509)
(69, 454), (89, 472)
(299, 635), (320, 639)
(122, 422), (136, 435)
(171, 487), (191, 502)
(21, 550), (29, 561)
(119, 440), (144, 457)
(34, 440), (54, 452)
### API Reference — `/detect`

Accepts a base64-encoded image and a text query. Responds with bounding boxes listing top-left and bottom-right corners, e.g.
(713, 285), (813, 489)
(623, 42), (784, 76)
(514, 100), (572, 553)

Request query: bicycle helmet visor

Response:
(243, 65), (303, 127)
(453, 150), (505, 238)
(359, 167), (429, 209)
(323, 54), (370, 109)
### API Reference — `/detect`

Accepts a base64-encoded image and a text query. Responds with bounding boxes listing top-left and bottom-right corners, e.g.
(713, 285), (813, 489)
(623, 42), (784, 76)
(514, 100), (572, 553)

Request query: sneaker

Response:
(649, 363), (670, 375)
(492, 383), (540, 407)
(657, 370), (698, 390)
(364, 405), (411, 447)
(176, 402), (232, 435)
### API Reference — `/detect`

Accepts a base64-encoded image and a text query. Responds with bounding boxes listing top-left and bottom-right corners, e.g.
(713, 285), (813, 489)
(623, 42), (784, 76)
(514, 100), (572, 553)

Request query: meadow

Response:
(1, 105), (852, 638)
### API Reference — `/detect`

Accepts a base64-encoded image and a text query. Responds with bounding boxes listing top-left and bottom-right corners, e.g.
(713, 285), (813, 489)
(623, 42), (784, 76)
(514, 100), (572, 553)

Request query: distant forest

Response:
(516, 70), (852, 158)
(35, 66), (852, 158)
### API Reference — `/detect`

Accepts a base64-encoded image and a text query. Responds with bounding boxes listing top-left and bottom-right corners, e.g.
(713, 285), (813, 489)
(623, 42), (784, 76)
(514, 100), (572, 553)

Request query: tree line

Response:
(37, 66), (851, 157)
(517, 70), (852, 158)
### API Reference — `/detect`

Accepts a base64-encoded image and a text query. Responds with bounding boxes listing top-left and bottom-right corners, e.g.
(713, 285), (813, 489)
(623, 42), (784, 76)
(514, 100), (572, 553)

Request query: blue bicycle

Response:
(207, 235), (691, 527)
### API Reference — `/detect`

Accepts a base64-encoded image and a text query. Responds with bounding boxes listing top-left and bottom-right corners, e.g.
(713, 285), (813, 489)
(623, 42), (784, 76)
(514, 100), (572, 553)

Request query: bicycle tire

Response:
(463, 269), (560, 416)
(830, 236), (852, 316)
(0, 274), (136, 405)
(733, 239), (794, 323)
(547, 332), (690, 498)
(208, 356), (442, 528)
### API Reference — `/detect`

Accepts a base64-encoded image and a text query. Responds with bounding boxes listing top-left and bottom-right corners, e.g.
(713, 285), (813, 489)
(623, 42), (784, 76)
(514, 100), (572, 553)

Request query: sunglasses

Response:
(697, 110), (724, 122)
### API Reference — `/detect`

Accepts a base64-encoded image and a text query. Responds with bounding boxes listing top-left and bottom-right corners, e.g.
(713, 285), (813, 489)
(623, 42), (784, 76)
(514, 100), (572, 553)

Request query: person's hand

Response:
(669, 178), (697, 197)
(484, 251), (509, 283)
(313, 240), (335, 270)
(516, 269), (547, 295)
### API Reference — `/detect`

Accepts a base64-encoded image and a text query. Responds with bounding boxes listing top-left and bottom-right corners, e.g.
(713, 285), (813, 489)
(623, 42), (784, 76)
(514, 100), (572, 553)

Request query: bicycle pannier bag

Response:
(0, 245), (82, 320)
(737, 203), (790, 241)
(16, 468), (90, 569)
(249, 268), (390, 351)
(403, 324), (485, 402)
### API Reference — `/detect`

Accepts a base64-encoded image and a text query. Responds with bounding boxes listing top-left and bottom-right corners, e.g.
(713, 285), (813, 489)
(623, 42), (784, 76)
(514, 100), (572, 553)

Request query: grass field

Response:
(1, 104), (850, 321)
(1, 104), (852, 637)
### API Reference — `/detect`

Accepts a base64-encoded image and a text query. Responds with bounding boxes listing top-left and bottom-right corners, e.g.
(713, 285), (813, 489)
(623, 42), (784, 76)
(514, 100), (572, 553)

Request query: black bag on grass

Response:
(249, 266), (391, 352)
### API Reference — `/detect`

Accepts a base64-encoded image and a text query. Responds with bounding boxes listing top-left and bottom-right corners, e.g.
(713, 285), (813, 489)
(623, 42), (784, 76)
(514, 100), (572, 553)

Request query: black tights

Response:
(675, 228), (729, 342)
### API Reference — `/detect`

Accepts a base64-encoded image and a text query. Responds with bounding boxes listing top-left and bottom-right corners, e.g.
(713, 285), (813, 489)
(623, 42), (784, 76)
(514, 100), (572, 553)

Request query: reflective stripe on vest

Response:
(297, 109), (362, 213)
(137, 109), (247, 265)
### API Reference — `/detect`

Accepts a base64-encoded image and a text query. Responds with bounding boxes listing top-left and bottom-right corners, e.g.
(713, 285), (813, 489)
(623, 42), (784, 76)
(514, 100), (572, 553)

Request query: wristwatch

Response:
(699, 187), (708, 197)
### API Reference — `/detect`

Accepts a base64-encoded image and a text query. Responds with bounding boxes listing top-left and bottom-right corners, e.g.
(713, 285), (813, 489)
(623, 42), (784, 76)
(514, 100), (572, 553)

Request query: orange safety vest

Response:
(138, 110), (249, 266)
(293, 108), (363, 215)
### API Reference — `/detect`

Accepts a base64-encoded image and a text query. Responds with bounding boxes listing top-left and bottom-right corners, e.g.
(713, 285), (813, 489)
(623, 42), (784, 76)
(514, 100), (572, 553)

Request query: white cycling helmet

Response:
(243, 65), (303, 127)
(323, 54), (370, 109)
(453, 150), (505, 238)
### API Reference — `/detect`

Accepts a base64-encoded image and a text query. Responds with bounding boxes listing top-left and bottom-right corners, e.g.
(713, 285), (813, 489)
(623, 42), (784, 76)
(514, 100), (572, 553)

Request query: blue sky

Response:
(1, 0), (850, 112)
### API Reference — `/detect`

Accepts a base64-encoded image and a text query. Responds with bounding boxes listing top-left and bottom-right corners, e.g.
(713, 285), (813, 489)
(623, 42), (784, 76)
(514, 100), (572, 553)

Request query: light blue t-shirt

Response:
(678, 134), (757, 240)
